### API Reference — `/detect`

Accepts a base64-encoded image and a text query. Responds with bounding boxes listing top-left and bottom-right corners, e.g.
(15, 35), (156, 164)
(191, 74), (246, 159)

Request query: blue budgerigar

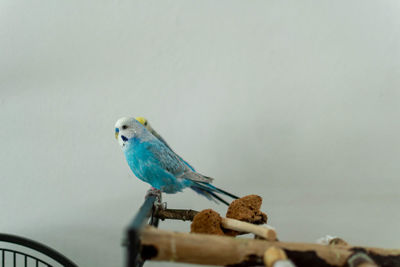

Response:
(115, 117), (238, 205)
(135, 117), (195, 171)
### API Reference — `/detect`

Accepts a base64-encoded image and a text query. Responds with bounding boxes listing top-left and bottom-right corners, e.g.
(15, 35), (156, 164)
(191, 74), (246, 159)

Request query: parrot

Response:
(135, 117), (194, 171)
(115, 117), (238, 205)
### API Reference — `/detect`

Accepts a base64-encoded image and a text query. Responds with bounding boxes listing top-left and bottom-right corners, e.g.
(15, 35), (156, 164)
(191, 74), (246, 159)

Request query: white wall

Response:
(1, 1), (399, 266)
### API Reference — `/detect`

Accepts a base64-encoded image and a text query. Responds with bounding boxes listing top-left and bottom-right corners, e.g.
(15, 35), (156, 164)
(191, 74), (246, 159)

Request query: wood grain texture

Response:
(140, 227), (400, 267)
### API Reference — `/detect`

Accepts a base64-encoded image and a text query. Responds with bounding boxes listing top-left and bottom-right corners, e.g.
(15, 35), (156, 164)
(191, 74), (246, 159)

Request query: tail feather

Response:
(206, 190), (230, 205)
(190, 181), (239, 206)
(190, 185), (230, 205)
(203, 183), (240, 199)
(190, 186), (215, 202)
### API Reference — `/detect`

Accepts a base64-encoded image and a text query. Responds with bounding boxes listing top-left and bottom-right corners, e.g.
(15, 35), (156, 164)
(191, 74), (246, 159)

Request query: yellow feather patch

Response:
(135, 117), (147, 126)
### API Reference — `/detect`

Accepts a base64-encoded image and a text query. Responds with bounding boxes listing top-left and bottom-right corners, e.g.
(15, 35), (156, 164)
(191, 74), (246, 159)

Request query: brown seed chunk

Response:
(226, 195), (268, 224)
(190, 209), (224, 235)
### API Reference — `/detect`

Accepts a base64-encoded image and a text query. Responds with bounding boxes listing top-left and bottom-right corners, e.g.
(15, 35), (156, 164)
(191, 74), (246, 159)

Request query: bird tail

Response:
(190, 182), (239, 206)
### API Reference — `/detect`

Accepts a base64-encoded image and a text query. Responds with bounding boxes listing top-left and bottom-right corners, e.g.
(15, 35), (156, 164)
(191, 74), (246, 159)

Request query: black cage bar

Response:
(0, 233), (78, 267)
(126, 194), (161, 267)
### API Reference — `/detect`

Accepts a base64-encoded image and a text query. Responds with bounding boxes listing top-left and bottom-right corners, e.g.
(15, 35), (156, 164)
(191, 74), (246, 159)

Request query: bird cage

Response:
(0, 233), (77, 267)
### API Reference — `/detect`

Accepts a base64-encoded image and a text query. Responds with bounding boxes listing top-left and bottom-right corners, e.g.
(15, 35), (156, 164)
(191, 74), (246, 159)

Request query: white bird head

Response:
(114, 117), (151, 148)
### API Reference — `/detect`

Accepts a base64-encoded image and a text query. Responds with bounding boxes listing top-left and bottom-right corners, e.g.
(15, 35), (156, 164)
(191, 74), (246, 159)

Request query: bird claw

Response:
(145, 187), (162, 199)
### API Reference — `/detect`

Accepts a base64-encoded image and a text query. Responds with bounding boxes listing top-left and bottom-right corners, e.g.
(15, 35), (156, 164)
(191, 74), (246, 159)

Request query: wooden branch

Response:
(347, 253), (378, 267)
(156, 208), (276, 240)
(221, 218), (277, 241)
(139, 227), (400, 267)
(156, 208), (199, 221)
(264, 246), (295, 267)
(317, 235), (348, 246)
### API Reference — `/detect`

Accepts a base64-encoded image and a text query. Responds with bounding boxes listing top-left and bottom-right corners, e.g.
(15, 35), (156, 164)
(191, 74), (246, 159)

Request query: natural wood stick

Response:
(156, 208), (199, 221)
(139, 227), (400, 266)
(317, 235), (349, 246)
(347, 253), (378, 267)
(264, 247), (296, 267)
(221, 217), (277, 241)
(157, 208), (276, 240)
(357, 264), (378, 267)
(264, 246), (287, 267)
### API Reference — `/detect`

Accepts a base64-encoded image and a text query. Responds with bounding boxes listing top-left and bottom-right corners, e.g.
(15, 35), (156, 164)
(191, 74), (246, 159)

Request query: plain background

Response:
(1, 1), (400, 266)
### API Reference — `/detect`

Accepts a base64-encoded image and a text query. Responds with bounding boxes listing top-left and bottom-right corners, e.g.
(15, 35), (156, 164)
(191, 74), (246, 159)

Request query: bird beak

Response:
(115, 128), (119, 140)
(135, 117), (147, 126)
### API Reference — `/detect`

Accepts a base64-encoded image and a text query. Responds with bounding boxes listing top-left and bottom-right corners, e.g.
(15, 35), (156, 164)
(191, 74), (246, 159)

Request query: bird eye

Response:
(144, 121), (148, 126)
(122, 125), (128, 130)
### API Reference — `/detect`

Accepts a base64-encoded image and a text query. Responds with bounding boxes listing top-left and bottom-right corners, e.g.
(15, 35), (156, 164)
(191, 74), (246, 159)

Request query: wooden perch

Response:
(317, 235), (349, 246)
(347, 253), (378, 267)
(139, 227), (400, 267)
(264, 246), (296, 267)
(157, 208), (276, 240)
(221, 217), (277, 241)
(156, 208), (199, 221)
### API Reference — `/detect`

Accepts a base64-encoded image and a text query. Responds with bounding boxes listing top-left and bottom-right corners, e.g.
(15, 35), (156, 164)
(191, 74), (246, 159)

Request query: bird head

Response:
(135, 116), (156, 135)
(114, 117), (147, 147)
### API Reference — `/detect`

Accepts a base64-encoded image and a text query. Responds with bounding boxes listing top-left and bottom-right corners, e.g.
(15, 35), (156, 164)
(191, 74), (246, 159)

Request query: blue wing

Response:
(145, 140), (213, 183)
(125, 139), (192, 193)
(124, 138), (238, 202)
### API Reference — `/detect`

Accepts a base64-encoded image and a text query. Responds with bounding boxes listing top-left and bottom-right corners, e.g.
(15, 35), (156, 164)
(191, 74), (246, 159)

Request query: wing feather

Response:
(147, 140), (213, 183)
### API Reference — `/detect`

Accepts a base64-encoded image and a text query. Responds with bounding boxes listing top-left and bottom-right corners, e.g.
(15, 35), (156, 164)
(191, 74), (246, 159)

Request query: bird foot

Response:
(146, 187), (162, 199)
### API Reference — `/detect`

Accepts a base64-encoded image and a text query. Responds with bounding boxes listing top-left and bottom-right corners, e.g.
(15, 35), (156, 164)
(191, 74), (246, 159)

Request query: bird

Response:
(135, 117), (194, 170)
(115, 117), (238, 205)
(135, 117), (172, 149)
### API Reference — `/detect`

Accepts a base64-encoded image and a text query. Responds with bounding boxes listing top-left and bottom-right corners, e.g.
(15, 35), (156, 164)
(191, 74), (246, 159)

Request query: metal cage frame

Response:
(126, 194), (161, 267)
(0, 233), (78, 267)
